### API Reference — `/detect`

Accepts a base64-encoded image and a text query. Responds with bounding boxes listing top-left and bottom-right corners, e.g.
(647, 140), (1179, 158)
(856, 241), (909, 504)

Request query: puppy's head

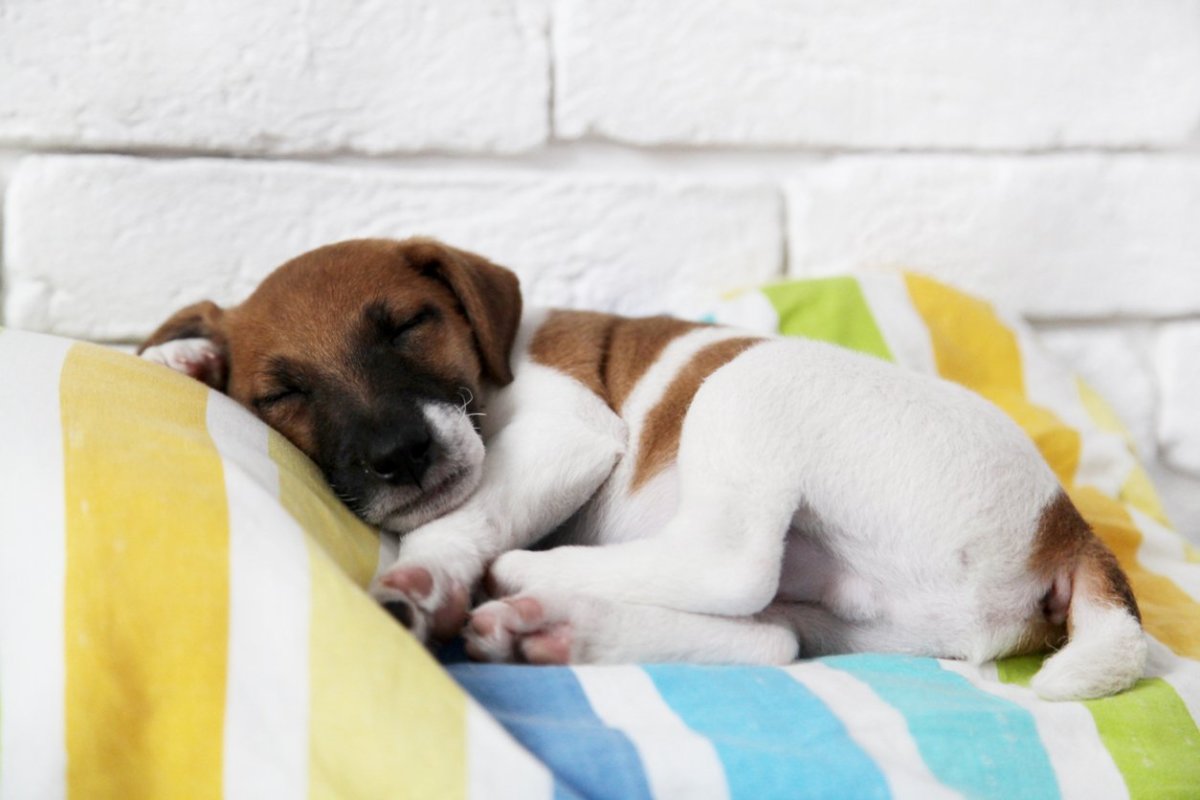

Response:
(139, 237), (521, 532)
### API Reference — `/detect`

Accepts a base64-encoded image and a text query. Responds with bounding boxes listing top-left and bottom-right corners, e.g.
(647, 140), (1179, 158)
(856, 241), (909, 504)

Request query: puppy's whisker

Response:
(457, 386), (475, 413)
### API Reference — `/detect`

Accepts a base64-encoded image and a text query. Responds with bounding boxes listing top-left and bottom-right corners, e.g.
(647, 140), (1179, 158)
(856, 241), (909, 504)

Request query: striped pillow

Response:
(0, 329), (554, 799)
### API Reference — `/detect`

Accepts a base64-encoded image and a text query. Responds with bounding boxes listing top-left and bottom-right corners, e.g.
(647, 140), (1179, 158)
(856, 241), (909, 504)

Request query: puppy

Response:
(141, 237), (1145, 700)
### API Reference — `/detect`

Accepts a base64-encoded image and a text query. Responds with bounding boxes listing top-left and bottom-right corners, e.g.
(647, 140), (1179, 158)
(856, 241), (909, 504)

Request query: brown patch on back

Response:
(632, 337), (762, 491)
(529, 310), (702, 411)
(1030, 491), (1141, 623)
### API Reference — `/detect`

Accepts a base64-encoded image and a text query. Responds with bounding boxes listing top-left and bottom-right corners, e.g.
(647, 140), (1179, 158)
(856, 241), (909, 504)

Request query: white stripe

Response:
(466, 701), (555, 800)
(573, 665), (730, 800)
(858, 272), (938, 375)
(938, 660), (1128, 800)
(1129, 506), (1200, 604)
(784, 662), (961, 800)
(708, 290), (780, 334)
(207, 394), (311, 800)
(0, 332), (72, 800)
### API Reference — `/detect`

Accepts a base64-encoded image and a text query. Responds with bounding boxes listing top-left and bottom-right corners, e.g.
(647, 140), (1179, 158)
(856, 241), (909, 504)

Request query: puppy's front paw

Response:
(140, 338), (225, 388)
(370, 564), (470, 644)
(465, 596), (573, 664)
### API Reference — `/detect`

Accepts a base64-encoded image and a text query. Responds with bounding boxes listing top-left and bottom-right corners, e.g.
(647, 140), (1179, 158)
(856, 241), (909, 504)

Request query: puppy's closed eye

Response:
(368, 302), (439, 347)
(254, 386), (309, 411)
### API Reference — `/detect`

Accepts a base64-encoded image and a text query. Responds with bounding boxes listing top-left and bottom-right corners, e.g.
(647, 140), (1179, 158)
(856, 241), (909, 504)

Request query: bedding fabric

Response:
(0, 272), (1197, 799)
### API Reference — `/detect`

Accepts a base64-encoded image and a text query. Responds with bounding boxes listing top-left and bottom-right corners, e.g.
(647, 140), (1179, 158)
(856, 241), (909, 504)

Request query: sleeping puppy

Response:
(140, 237), (1146, 700)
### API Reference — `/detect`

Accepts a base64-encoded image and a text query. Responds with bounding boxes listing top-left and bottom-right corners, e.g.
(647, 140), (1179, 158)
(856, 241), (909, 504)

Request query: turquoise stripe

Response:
(827, 654), (1059, 800)
(645, 665), (889, 800)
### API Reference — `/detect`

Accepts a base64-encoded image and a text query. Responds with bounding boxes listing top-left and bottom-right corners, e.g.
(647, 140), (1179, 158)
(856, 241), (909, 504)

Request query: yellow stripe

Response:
(1077, 377), (1134, 446)
(305, 543), (468, 799)
(1070, 487), (1200, 660)
(1120, 466), (1172, 529)
(61, 344), (228, 799)
(268, 430), (377, 587)
(904, 274), (1026, 401)
(1075, 377), (1173, 527)
(266, 432), (467, 799)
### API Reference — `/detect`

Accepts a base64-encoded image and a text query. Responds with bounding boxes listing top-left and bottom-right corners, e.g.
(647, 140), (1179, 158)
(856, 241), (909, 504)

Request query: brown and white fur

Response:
(140, 237), (1145, 700)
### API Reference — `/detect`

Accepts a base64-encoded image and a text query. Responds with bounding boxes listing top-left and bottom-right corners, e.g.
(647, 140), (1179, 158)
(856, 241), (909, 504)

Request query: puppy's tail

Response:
(1030, 496), (1146, 701)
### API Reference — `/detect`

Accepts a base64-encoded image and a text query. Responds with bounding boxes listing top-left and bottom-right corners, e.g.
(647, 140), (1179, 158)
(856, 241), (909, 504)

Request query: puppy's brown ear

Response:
(408, 241), (522, 386)
(138, 300), (229, 390)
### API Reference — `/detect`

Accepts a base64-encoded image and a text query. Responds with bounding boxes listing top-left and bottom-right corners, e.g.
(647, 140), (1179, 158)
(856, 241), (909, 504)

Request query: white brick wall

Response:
(3, 156), (781, 339)
(0, 0), (550, 155)
(2, 0), (1198, 539)
(556, 0), (1200, 149)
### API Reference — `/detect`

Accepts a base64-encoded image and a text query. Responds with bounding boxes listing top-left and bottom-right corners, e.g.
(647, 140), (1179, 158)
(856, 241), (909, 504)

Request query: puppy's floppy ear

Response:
(407, 240), (522, 386)
(138, 300), (229, 390)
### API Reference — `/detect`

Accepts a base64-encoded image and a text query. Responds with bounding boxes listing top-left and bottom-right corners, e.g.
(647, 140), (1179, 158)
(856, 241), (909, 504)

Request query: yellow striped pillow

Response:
(0, 330), (551, 799)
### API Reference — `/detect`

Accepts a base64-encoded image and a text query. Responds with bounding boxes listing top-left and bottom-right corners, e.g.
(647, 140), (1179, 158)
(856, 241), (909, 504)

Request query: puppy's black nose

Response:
(366, 427), (436, 486)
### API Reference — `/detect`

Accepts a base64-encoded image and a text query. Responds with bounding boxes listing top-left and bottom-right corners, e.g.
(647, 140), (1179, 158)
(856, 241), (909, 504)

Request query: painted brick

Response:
(0, 0), (549, 154)
(2, 155), (782, 340)
(555, 0), (1200, 149)
(1036, 325), (1156, 461)
(1157, 322), (1200, 477)
(785, 155), (1200, 319)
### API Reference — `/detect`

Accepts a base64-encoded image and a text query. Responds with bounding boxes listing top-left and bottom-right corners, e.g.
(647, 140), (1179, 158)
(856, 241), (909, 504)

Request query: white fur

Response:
(468, 593), (799, 665)
(140, 337), (223, 383)
(1030, 599), (1146, 701)
(491, 338), (1058, 638)
(371, 309), (629, 628)
(460, 317), (1143, 699)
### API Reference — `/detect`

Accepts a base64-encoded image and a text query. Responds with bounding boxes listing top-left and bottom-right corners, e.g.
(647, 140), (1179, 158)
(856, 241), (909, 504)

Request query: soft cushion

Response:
(0, 331), (555, 798)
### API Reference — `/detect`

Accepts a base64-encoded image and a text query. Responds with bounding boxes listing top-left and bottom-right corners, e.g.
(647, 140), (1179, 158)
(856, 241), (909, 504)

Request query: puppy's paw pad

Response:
(519, 626), (573, 665)
(465, 599), (523, 662)
(380, 565), (434, 599)
(466, 596), (574, 664)
(506, 596), (546, 627)
(374, 564), (471, 642)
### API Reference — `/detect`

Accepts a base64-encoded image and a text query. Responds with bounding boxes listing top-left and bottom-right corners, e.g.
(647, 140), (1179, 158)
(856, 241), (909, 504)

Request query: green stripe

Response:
(761, 278), (893, 362)
(1000, 655), (1200, 798)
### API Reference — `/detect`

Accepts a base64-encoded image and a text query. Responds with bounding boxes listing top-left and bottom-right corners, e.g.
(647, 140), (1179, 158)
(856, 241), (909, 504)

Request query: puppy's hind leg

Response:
(488, 478), (797, 617)
(490, 347), (806, 617)
(465, 593), (799, 666)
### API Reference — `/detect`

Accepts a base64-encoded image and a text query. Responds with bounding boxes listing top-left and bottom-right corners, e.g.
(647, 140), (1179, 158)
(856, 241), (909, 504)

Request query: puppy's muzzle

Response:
(363, 421), (439, 488)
